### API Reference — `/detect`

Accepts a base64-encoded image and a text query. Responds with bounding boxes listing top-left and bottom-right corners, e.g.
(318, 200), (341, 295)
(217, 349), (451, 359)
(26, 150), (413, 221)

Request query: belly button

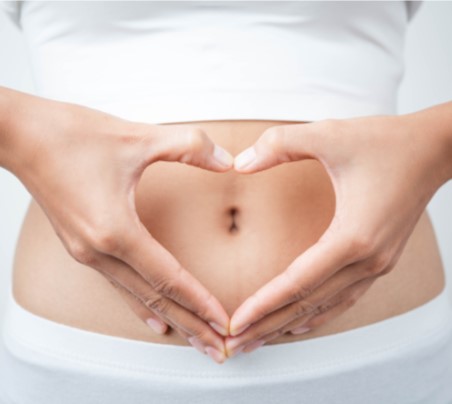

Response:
(227, 207), (239, 234)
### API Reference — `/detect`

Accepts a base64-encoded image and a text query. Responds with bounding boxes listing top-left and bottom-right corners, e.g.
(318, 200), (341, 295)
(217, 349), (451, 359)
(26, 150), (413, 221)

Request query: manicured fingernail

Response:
(227, 344), (245, 358)
(234, 147), (256, 170)
(242, 339), (265, 353)
(188, 336), (207, 354)
(209, 321), (229, 336)
(291, 326), (311, 335)
(225, 337), (243, 353)
(146, 318), (166, 335)
(230, 323), (250, 337)
(213, 145), (234, 167)
(205, 346), (226, 364)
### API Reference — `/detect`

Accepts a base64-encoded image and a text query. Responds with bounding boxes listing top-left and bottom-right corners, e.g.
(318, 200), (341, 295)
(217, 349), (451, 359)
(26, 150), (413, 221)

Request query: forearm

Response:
(0, 85), (63, 177)
(403, 101), (452, 187)
(0, 86), (15, 171)
(0, 85), (34, 174)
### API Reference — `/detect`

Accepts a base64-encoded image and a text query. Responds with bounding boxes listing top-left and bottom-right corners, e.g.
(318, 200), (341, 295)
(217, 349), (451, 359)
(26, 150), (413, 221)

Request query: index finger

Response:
(229, 236), (353, 336)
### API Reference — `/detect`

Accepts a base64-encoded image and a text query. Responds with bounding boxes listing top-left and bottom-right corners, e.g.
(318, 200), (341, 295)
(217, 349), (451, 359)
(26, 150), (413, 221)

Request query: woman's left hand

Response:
(225, 108), (452, 358)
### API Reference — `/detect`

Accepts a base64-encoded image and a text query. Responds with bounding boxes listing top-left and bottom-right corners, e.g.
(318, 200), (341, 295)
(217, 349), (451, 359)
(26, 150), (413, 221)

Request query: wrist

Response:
(0, 87), (15, 171)
(0, 87), (47, 177)
(0, 86), (31, 175)
(401, 101), (452, 188)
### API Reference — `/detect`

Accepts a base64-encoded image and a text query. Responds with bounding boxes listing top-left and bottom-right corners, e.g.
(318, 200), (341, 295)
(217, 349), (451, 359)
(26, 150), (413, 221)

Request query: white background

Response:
(1, 2), (452, 329)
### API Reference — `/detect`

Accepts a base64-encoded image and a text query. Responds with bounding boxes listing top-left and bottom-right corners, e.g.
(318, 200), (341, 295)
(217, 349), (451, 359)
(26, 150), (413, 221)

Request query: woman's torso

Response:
(12, 119), (446, 347)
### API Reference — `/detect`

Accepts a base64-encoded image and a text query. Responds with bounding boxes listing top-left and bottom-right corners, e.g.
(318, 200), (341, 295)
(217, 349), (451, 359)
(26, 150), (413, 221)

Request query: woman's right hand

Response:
(1, 88), (232, 363)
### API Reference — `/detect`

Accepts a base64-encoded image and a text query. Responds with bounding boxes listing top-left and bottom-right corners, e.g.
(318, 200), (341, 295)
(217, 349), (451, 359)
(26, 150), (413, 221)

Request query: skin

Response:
(225, 102), (452, 357)
(1, 86), (451, 364)
(0, 85), (233, 355)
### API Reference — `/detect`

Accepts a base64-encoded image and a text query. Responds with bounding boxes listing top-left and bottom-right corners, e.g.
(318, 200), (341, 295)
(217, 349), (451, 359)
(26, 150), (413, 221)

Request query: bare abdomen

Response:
(12, 120), (446, 346)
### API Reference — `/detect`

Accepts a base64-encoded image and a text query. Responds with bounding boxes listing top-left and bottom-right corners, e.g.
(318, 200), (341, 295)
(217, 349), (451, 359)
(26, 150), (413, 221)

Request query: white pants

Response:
(1, 285), (452, 404)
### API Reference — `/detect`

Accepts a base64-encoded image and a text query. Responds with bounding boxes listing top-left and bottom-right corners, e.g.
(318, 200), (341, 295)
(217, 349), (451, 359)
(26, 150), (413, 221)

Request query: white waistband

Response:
(2, 286), (452, 378)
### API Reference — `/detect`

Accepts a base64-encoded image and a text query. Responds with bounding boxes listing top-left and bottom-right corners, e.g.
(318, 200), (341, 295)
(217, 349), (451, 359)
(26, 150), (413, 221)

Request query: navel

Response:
(227, 206), (239, 234)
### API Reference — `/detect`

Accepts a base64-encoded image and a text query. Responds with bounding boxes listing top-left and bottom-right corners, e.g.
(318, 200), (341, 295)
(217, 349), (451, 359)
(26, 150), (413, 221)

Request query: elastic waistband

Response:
(3, 286), (452, 379)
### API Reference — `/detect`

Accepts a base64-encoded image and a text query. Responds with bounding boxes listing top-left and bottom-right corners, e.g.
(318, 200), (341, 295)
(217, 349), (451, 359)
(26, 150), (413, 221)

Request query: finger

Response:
(229, 236), (355, 336)
(227, 278), (374, 357)
(95, 220), (230, 337)
(95, 252), (226, 355)
(289, 277), (375, 333)
(147, 124), (234, 171)
(107, 280), (205, 354)
(103, 272), (169, 335)
(106, 280), (206, 354)
(234, 121), (325, 173)
(225, 260), (369, 353)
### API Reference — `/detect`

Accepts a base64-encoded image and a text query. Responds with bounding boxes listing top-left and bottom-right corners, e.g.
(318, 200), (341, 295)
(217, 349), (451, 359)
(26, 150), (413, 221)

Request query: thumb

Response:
(148, 125), (234, 171)
(234, 122), (324, 173)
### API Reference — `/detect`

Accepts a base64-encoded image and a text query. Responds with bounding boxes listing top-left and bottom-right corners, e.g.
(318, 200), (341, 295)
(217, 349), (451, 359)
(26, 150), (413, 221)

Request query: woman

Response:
(1, 1), (451, 403)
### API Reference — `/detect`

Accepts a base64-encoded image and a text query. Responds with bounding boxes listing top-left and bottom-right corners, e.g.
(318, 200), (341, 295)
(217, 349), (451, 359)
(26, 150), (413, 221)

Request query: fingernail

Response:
(227, 344), (245, 358)
(213, 145), (234, 167)
(230, 323), (250, 337)
(234, 147), (256, 170)
(146, 318), (166, 335)
(188, 336), (207, 354)
(242, 339), (265, 353)
(209, 321), (229, 336)
(205, 346), (226, 364)
(291, 326), (311, 335)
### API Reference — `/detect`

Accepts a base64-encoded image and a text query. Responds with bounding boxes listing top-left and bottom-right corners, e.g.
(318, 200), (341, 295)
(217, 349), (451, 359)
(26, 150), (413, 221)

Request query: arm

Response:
(406, 101), (452, 181)
(0, 86), (16, 170)
(224, 101), (452, 357)
(0, 85), (234, 363)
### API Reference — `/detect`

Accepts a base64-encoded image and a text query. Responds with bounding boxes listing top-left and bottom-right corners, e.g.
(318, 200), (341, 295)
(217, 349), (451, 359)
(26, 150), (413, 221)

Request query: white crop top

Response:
(1, 1), (423, 125)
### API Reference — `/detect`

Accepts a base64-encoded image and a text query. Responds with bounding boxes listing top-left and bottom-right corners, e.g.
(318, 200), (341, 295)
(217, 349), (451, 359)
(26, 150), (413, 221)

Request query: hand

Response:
(225, 113), (450, 357)
(4, 91), (234, 360)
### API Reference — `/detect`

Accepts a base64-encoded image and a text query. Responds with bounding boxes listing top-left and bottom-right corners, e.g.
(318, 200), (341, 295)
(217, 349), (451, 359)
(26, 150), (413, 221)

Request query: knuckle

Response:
(93, 229), (121, 254)
(143, 294), (171, 315)
(152, 275), (178, 300)
(345, 234), (375, 261)
(364, 264), (381, 276)
(68, 240), (97, 266)
(294, 299), (317, 318)
(185, 128), (206, 151)
(178, 128), (207, 164)
(261, 126), (284, 151)
(275, 328), (286, 338)
(372, 252), (392, 274)
(191, 327), (210, 342)
(291, 283), (314, 302)
(285, 269), (315, 302)
(314, 301), (334, 316)
(84, 219), (124, 255)
(365, 252), (392, 276)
